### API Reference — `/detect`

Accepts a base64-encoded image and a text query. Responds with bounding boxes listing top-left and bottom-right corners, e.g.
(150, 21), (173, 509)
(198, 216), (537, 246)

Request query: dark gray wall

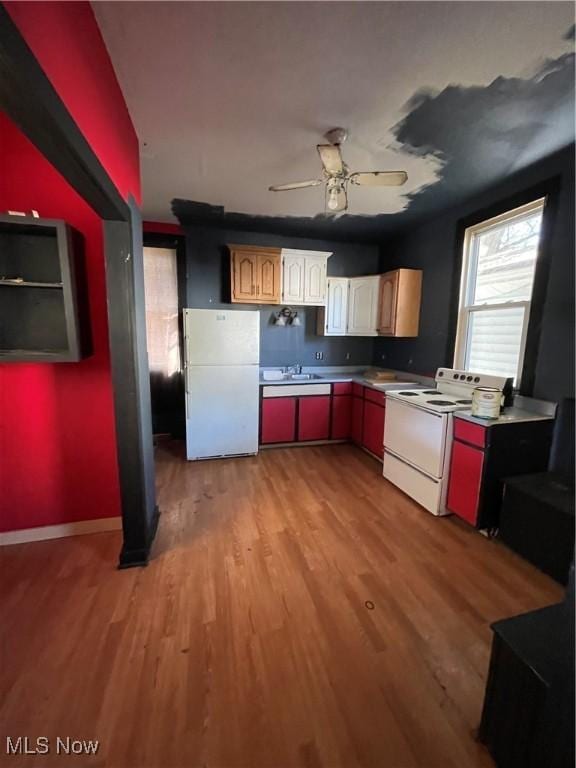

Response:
(184, 227), (379, 367)
(374, 144), (575, 404)
(104, 201), (158, 568)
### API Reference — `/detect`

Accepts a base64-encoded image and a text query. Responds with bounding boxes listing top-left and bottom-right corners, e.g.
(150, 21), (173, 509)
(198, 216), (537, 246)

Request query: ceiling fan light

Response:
(327, 188), (340, 211)
(326, 179), (347, 213)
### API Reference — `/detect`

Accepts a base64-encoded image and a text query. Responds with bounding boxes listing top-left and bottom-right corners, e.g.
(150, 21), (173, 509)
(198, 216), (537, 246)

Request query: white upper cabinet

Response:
(281, 249), (331, 305)
(347, 276), (381, 336)
(318, 277), (349, 335)
(303, 255), (327, 304)
(282, 254), (305, 303)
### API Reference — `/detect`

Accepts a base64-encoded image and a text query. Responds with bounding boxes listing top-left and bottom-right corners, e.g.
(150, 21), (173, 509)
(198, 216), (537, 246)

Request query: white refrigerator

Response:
(184, 308), (260, 460)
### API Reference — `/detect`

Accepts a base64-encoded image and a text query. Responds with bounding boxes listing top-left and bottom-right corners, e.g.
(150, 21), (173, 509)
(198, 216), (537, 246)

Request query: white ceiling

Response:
(94, 2), (574, 224)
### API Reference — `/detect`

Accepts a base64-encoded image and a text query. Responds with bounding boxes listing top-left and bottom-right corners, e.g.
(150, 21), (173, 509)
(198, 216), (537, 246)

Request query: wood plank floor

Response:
(0, 443), (562, 768)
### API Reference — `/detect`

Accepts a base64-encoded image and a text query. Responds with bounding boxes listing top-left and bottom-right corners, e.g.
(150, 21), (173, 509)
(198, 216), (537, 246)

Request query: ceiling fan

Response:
(268, 128), (408, 214)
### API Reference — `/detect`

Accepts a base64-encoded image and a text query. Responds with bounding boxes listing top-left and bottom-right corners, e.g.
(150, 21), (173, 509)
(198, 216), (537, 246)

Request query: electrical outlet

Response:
(315, 351), (324, 360)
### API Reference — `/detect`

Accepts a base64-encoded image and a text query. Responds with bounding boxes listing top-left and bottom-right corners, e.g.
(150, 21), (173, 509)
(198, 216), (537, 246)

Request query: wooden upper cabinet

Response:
(378, 268), (422, 337)
(378, 272), (399, 335)
(258, 253), (281, 302)
(229, 245), (281, 304)
(233, 251), (258, 301)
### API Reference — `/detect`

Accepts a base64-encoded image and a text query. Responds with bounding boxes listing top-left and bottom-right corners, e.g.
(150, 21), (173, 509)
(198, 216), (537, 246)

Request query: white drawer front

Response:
(262, 383), (331, 397)
(383, 451), (442, 515)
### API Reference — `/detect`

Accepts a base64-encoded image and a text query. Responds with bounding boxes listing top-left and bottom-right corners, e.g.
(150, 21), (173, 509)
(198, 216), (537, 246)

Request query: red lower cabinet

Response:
(351, 395), (364, 445)
(298, 396), (330, 441)
(331, 395), (351, 439)
(362, 400), (385, 458)
(260, 397), (296, 444)
(447, 440), (484, 525)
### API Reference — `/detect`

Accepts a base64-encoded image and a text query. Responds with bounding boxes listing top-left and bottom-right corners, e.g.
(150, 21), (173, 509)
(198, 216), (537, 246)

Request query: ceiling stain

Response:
(173, 30), (574, 240)
(392, 38), (575, 217)
(171, 198), (387, 243)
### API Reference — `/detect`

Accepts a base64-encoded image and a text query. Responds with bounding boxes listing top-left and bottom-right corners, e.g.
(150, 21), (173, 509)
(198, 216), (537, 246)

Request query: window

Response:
(454, 199), (545, 385)
(143, 247), (181, 377)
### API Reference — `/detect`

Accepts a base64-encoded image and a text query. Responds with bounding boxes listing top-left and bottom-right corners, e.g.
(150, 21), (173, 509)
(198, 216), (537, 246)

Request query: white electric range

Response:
(382, 367), (512, 515)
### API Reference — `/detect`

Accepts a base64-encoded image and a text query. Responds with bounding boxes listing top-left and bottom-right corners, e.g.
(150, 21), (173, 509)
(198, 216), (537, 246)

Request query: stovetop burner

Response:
(422, 390), (441, 395)
(456, 399), (473, 404)
(427, 400), (456, 406)
(398, 391), (419, 396)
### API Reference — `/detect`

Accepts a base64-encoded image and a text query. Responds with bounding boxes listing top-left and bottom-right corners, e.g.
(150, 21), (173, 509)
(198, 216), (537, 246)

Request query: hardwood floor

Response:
(0, 443), (562, 768)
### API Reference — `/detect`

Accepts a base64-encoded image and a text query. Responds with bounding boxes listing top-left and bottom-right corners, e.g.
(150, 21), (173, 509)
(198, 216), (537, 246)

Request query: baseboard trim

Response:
(117, 505), (160, 569)
(260, 439), (347, 449)
(0, 516), (123, 546)
(360, 446), (384, 463)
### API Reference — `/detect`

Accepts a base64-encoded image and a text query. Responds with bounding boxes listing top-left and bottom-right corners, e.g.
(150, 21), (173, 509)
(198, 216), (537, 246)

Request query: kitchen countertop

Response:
(259, 367), (557, 426)
(259, 367), (434, 392)
(455, 407), (555, 426)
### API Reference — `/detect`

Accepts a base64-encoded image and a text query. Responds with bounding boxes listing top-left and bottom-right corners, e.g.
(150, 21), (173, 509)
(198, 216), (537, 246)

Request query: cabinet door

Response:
(325, 278), (349, 335)
(379, 269), (423, 337)
(378, 271), (399, 335)
(347, 276), (380, 335)
(446, 440), (484, 525)
(331, 395), (352, 439)
(333, 382), (352, 395)
(282, 255), (305, 304)
(351, 395), (364, 445)
(257, 253), (281, 304)
(261, 398), (296, 444)
(232, 251), (258, 302)
(394, 269), (422, 337)
(304, 256), (327, 305)
(298, 396), (330, 441)
(362, 400), (385, 458)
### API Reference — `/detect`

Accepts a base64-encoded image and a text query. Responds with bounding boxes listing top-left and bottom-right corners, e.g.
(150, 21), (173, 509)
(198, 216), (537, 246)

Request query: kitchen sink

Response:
(261, 370), (322, 381)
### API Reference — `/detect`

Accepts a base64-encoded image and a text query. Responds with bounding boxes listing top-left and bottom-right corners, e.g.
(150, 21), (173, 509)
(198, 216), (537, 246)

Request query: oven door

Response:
(383, 398), (448, 478)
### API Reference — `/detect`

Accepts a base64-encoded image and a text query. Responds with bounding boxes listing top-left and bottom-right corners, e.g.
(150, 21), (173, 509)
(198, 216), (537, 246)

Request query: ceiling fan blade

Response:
(317, 144), (344, 174)
(268, 179), (323, 191)
(349, 171), (408, 187)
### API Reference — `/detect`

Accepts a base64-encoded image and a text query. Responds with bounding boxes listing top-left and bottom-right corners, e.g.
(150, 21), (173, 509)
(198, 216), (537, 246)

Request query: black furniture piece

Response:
(447, 415), (555, 531)
(479, 570), (575, 768)
(0, 214), (91, 361)
(499, 399), (575, 584)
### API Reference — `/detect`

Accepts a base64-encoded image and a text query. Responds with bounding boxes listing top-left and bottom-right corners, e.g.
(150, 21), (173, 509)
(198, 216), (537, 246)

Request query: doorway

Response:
(143, 245), (185, 438)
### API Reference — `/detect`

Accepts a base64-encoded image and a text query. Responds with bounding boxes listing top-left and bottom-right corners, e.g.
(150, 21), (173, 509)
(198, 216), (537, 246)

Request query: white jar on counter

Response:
(471, 387), (503, 419)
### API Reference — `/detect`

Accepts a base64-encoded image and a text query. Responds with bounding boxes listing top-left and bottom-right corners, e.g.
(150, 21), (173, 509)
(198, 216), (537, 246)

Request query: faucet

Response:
(285, 363), (302, 375)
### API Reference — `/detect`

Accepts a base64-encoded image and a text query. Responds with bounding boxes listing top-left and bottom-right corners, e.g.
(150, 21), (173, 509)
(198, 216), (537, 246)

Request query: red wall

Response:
(0, 115), (122, 531)
(0, 2), (140, 532)
(4, 1), (140, 203)
(143, 221), (183, 236)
